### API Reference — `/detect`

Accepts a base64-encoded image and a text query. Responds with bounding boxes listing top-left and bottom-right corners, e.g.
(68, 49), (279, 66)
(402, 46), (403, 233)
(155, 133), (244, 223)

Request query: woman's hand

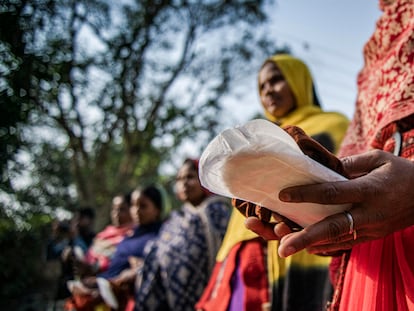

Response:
(247, 150), (414, 257)
(244, 217), (294, 240)
(69, 277), (98, 296)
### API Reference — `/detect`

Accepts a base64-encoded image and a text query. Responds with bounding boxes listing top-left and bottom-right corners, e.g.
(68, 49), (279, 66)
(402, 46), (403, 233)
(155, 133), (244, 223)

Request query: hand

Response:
(274, 150), (414, 257)
(81, 276), (98, 289)
(61, 246), (73, 262)
(112, 268), (137, 286)
(244, 217), (294, 240)
(68, 278), (98, 296)
(128, 256), (144, 270)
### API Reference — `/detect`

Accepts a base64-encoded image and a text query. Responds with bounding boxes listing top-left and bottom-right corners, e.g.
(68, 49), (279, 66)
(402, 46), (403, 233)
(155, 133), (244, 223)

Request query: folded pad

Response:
(199, 119), (350, 227)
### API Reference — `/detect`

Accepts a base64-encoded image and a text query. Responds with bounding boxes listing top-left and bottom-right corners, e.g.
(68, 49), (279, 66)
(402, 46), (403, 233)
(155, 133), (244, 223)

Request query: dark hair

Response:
(78, 207), (95, 219)
(141, 185), (163, 211)
(183, 158), (199, 171)
(123, 192), (132, 206)
(181, 158), (211, 196)
(57, 219), (71, 233)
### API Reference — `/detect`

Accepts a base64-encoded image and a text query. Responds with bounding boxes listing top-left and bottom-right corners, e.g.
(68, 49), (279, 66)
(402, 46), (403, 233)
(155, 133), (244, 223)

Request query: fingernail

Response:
(285, 246), (296, 256)
(279, 191), (291, 202)
(279, 245), (296, 257)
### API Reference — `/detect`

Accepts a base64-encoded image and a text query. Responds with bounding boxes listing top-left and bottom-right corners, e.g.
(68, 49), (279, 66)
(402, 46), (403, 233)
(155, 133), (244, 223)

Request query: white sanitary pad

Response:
(199, 119), (350, 227)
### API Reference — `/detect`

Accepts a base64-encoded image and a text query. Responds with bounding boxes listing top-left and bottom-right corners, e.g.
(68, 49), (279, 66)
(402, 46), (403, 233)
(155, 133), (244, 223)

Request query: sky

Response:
(223, 0), (382, 126)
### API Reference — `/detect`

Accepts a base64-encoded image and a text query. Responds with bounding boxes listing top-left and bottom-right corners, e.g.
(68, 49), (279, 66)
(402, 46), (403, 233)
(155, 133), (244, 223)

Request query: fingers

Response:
(245, 217), (281, 240)
(274, 222), (293, 237)
(278, 150), (394, 206)
(279, 180), (365, 205)
(278, 170), (385, 205)
(245, 216), (295, 241)
(277, 212), (354, 257)
(271, 211), (302, 231)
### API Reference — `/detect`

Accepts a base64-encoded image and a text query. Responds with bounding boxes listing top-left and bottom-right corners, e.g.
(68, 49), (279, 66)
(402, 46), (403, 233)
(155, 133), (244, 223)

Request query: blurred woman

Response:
(75, 194), (135, 277)
(99, 186), (163, 279)
(66, 185), (164, 311)
(135, 158), (231, 311)
(60, 195), (133, 304)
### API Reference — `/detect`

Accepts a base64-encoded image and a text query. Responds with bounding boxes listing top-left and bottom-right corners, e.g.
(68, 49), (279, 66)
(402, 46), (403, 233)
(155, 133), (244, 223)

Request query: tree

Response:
(0, 0), (35, 193)
(1, 0), (278, 227)
(1, 1), (283, 306)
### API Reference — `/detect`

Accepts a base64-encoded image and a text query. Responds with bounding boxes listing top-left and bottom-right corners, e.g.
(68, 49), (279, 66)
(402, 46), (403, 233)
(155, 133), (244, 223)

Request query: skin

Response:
(245, 150), (414, 257)
(111, 195), (133, 227)
(175, 162), (207, 206)
(130, 190), (161, 226)
(72, 195), (133, 276)
(258, 61), (297, 119)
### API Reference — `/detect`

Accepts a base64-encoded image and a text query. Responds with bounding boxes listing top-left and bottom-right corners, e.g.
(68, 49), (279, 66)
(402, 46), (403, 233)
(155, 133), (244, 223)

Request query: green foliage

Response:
(15, 142), (78, 212)
(1, 0), (278, 220)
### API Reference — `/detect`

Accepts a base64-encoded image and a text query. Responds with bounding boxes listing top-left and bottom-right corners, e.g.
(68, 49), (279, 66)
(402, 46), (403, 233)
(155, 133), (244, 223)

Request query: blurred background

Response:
(0, 0), (380, 310)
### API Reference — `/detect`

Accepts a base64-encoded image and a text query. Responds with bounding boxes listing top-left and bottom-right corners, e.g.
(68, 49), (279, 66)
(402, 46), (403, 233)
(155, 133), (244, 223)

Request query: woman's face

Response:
(130, 191), (161, 226)
(258, 62), (296, 118)
(111, 196), (132, 227)
(175, 162), (205, 206)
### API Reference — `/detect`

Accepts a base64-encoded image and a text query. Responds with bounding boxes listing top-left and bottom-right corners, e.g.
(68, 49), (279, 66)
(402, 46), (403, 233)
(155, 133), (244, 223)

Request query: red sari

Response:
(334, 0), (414, 309)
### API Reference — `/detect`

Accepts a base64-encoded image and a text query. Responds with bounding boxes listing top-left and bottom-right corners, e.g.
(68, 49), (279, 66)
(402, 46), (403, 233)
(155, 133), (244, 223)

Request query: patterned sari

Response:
(331, 0), (414, 310)
(134, 195), (230, 311)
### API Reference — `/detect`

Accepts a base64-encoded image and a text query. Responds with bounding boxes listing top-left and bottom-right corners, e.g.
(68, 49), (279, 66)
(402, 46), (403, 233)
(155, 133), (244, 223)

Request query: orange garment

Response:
(64, 281), (135, 311)
(196, 238), (269, 311)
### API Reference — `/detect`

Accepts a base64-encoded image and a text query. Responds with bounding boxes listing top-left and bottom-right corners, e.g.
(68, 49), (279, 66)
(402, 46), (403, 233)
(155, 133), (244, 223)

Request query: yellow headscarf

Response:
(260, 54), (315, 117)
(260, 54), (348, 154)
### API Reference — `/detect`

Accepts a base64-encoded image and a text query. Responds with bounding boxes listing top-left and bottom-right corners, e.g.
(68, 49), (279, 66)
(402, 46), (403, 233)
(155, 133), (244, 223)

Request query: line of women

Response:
(64, 159), (231, 311)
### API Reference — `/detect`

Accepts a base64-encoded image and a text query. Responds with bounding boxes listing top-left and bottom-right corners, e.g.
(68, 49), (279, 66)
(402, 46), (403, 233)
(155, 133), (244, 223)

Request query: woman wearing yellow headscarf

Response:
(196, 54), (349, 311)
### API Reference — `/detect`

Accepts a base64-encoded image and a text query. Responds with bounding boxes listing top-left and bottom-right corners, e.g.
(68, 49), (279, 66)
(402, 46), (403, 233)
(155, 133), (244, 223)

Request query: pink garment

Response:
(85, 224), (134, 272)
